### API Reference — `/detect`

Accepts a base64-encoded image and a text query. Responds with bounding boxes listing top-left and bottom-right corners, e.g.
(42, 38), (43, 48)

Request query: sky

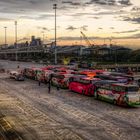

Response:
(0, 0), (140, 49)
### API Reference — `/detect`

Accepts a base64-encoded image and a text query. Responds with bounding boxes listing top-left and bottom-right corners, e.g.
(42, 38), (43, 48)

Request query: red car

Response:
(54, 67), (77, 74)
(69, 76), (100, 96)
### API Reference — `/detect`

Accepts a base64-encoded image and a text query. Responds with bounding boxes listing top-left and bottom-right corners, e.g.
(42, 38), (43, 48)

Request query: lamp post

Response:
(4, 27), (7, 47)
(115, 43), (117, 65)
(42, 31), (45, 45)
(53, 3), (57, 64)
(4, 27), (7, 59)
(15, 21), (18, 61)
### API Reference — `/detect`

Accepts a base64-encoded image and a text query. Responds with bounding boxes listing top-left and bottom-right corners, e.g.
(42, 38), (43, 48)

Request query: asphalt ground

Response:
(0, 60), (139, 140)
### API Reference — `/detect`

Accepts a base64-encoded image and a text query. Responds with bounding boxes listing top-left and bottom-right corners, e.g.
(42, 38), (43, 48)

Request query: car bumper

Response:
(127, 102), (140, 107)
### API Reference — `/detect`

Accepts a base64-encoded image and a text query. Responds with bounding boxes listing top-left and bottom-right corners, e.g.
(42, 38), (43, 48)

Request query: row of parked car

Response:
(9, 65), (140, 107)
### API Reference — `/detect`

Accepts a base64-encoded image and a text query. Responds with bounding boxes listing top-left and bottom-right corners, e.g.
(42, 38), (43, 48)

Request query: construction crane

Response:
(80, 31), (94, 47)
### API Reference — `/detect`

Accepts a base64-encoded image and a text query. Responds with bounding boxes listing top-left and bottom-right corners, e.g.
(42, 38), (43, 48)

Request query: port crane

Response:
(80, 31), (100, 62)
(80, 31), (94, 47)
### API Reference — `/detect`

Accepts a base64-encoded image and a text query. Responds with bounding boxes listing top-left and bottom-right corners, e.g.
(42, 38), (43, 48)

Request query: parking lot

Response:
(0, 60), (140, 140)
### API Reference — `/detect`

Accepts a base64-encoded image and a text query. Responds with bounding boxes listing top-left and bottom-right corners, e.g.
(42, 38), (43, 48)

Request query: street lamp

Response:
(41, 31), (45, 45)
(4, 27), (7, 47)
(113, 41), (117, 65)
(15, 21), (18, 61)
(4, 27), (7, 59)
(53, 3), (57, 64)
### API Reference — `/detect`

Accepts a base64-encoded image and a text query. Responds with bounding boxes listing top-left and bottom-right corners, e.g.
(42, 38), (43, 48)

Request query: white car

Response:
(10, 71), (25, 81)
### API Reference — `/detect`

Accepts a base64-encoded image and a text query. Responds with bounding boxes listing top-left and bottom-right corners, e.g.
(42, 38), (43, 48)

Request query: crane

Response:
(80, 31), (94, 47)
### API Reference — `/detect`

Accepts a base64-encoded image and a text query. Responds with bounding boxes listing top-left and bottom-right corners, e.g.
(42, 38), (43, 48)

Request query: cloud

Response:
(69, 10), (124, 18)
(131, 33), (140, 38)
(86, 0), (132, 6)
(57, 32), (140, 41)
(57, 36), (104, 41)
(113, 29), (139, 34)
(62, 1), (81, 6)
(0, 0), (133, 21)
(110, 27), (115, 29)
(0, 17), (13, 22)
(92, 16), (101, 19)
(131, 6), (140, 12)
(118, 0), (131, 5)
(65, 25), (88, 31)
(0, 0), (61, 15)
(66, 25), (78, 31)
(19, 13), (55, 20)
(122, 16), (140, 24)
(37, 14), (55, 19)
(37, 26), (50, 31)
(80, 25), (88, 31)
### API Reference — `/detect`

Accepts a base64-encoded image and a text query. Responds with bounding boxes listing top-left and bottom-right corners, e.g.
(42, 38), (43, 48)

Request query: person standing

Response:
(48, 74), (53, 93)
(37, 72), (41, 86)
(56, 79), (60, 91)
(38, 79), (41, 86)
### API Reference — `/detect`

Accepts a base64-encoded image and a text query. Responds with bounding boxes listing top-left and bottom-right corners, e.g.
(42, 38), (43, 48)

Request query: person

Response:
(56, 84), (60, 90)
(48, 81), (51, 93)
(37, 72), (41, 86)
(48, 74), (53, 93)
(56, 79), (60, 91)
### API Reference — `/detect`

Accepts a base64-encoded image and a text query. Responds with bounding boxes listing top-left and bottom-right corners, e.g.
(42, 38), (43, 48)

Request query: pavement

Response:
(0, 60), (140, 140)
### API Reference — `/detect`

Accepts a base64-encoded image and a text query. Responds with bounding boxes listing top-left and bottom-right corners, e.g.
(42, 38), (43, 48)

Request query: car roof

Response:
(82, 77), (100, 81)
(10, 71), (19, 73)
(112, 83), (138, 87)
(93, 80), (118, 84)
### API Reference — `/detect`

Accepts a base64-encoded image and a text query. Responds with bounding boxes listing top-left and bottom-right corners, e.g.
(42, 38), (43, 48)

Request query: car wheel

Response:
(69, 86), (72, 91)
(113, 99), (117, 105)
(123, 96), (129, 105)
(82, 90), (85, 95)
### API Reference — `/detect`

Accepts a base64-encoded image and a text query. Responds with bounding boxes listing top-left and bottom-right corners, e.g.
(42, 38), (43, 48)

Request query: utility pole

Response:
(15, 21), (18, 61)
(53, 3), (57, 64)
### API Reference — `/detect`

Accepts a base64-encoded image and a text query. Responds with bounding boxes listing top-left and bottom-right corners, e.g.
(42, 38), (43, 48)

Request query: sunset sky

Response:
(0, 0), (140, 49)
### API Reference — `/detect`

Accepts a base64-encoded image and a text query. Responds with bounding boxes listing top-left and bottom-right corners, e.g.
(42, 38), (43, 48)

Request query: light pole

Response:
(4, 27), (7, 47)
(4, 27), (7, 59)
(15, 21), (18, 61)
(53, 3), (57, 64)
(42, 31), (45, 45)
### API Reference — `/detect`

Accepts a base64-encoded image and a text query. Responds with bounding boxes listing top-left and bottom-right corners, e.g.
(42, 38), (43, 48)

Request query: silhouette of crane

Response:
(80, 31), (94, 47)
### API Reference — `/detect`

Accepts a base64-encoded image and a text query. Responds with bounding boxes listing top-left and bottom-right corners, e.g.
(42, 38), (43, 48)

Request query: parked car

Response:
(95, 74), (128, 83)
(24, 67), (41, 80)
(37, 69), (54, 83)
(10, 71), (25, 81)
(51, 73), (74, 89)
(94, 82), (140, 107)
(69, 75), (100, 96)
